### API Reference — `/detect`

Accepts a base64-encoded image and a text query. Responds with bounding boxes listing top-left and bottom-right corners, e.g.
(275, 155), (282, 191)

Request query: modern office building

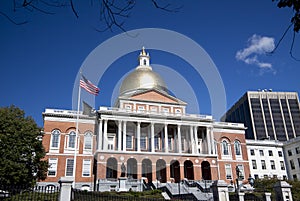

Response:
(39, 48), (250, 191)
(246, 139), (287, 180)
(222, 91), (300, 141)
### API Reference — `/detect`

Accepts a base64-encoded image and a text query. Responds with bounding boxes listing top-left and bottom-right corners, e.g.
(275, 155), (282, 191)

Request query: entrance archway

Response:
(106, 157), (117, 179)
(201, 161), (211, 180)
(156, 159), (166, 183)
(127, 158), (137, 179)
(184, 160), (194, 180)
(142, 159), (152, 183)
(170, 160), (180, 183)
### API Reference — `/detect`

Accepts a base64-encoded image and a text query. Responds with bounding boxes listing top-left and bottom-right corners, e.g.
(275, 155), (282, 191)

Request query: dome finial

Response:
(141, 46), (146, 56)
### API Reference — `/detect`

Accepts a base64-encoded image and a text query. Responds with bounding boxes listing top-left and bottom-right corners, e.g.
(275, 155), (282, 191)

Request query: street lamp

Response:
(248, 174), (254, 187)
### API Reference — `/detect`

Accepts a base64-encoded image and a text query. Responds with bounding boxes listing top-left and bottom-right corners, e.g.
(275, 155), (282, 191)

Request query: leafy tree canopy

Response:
(0, 105), (48, 187)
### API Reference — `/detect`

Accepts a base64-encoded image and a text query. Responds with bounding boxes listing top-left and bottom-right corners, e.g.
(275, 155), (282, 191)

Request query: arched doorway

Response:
(170, 160), (181, 183)
(184, 160), (194, 180)
(142, 159), (152, 183)
(201, 161), (211, 180)
(127, 158), (137, 179)
(156, 159), (166, 183)
(106, 157), (117, 179)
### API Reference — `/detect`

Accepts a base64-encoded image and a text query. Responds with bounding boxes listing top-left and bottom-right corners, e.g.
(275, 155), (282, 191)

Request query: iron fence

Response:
(0, 185), (59, 201)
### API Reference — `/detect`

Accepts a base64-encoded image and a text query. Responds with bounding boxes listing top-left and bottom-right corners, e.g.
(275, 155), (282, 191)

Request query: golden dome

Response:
(119, 48), (168, 95)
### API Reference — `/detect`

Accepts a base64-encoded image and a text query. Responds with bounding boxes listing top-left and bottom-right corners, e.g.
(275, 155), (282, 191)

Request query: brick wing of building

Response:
(40, 48), (250, 191)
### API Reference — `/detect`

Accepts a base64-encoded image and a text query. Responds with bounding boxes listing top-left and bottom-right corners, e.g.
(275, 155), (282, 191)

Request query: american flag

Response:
(80, 75), (100, 95)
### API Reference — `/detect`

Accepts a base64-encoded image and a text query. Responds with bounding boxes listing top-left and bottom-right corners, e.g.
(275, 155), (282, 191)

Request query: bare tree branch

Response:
(0, 11), (27, 25)
(70, 0), (78, 18)
(151, 0), (182, 12)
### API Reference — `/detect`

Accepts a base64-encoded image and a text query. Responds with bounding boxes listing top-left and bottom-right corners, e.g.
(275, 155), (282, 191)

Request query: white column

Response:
(207, 127), (212, 154)
(118, 120), (122, 151)
(151, 123), (155, 153)
(194, 126), (198, 154)
(97, 119), (103, 150)
(177, 125), (182, 154)
(201, 129), (205, 153)
(103, 119), (108, 151)
(122, 121), (127, 151)
(190, 126), (195, 154)
(164, 124), (169, 153)
(137, 121), (141, 152)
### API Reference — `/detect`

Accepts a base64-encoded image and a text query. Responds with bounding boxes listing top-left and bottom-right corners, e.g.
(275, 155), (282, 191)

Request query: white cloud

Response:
(236, 34), (275, 74)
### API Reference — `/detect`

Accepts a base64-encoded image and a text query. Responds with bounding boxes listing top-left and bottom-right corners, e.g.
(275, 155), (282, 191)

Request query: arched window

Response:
(84, 132), (93, 150)
(234, 140), (242, 156)
(222, 140), (230, 155)
(51, 129), (60, 148)
(143, 59), (146, 65)
(68, 131), (76, 148)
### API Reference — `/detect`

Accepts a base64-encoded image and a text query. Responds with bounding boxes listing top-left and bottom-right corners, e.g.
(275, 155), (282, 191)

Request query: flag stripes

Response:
(80, 75), (99, 95)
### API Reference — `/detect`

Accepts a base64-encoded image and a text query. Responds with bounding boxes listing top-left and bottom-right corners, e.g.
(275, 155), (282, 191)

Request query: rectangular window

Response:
(278, 151), (283, 157)
(48, 158), (58, 176)
(107, 136), (114, 150)
(225, 164), (232, 180)
(290, 160), (295, 170)
(82, 159), (91, 177)
(154, 136), (160, 150)
(261, 160), (266, 169)
(298, 158), (300, 167)
(250, 149), (255, 156)
(270, 160), (276, 170)
(296, 147), (300, 154)
(288, 150), (293, 156)
(126, 135), (132, 149)
(237, 165), (245, 179)
(150, 106), (158, 112)
(254, 174), (259, 179)
(175, 108), (182, 114)
(140, 136), (147, 150)
(280, 161), (285, 170)
(268, 150), (273, 156)
(252, 160), (257, 169)
(259, 150), (264, 156)
(137, 106), (145, 111)
(66, 158), (74, 177)
(162, 107), (169, 113)
(168, 137), (173, 151)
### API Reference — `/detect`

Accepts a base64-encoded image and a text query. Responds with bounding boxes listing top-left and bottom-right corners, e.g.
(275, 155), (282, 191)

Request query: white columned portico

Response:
(122, 121), (127, 151)
(194, 126), (198, 154)
(98, 119), (103, 150)
(103, 119), (108, 151)
(137, 122), (141, 152)
(207, 127), (212, 154)
(177, 125), (182, 154)
(118, 120), (122, 151)
(151, 123), (155, 153)
(190, 126), (195, 154)
(164, 124), (169, 153)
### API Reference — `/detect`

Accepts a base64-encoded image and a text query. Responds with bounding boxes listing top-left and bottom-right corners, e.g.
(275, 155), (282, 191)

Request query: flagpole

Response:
(73, 73), (82, 188)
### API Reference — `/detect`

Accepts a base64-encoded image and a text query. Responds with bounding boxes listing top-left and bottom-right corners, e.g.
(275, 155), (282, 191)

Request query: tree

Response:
(272, 0), (300, 60)
(0, 105), (48, 187)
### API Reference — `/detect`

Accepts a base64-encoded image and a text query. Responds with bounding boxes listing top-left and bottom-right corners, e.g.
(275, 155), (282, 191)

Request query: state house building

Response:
(40, 48), (250, 191)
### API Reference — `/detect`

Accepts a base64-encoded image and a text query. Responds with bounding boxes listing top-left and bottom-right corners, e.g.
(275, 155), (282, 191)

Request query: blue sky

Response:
(1, 1), (299, 126)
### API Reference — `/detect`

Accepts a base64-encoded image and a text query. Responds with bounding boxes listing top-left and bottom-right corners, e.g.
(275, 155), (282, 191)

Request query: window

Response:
(280, 161), (285, 170)
(66, 158), (74, 176)
(261, 160), (266, 169)
(234, 140), (242, 156)
(222, 140), (230, 155)
(288, 150), (293, 156)
(259, 150), (264, 156)
(82, 159), (91, 177)
(270, 160), (276, 170)
(48, 158), (58, 176)
(162, 108), (170, 113)
(68, 131), (76, 148)
(278, 151), (283, 157)
(126, 135), (133, 149)
(175, 108), (182, 114)
(296, 147), (300, 154)
(168, 137), (173, 151)
(154, 136), (160, 150)
(140, 136), (147, 150)
(252, 160), (257, 169)
(293, 175), (297, 180)
(125, 104), (132, 110)
(137, 106), (145, 111)
(225, 164), (232, 179)
(254, 174), (259, 179)
(150, 106), (158, 112)
(298, 158), (300, 167)
(290, 160), (295, 170)
(51, 129), (60, 148)
(107, 136), (114, 150)
(268, 150), (273, 156)
(250, 149), (255, 156)
(84, 132), (92, 150)
(237, 165), (245, 179)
